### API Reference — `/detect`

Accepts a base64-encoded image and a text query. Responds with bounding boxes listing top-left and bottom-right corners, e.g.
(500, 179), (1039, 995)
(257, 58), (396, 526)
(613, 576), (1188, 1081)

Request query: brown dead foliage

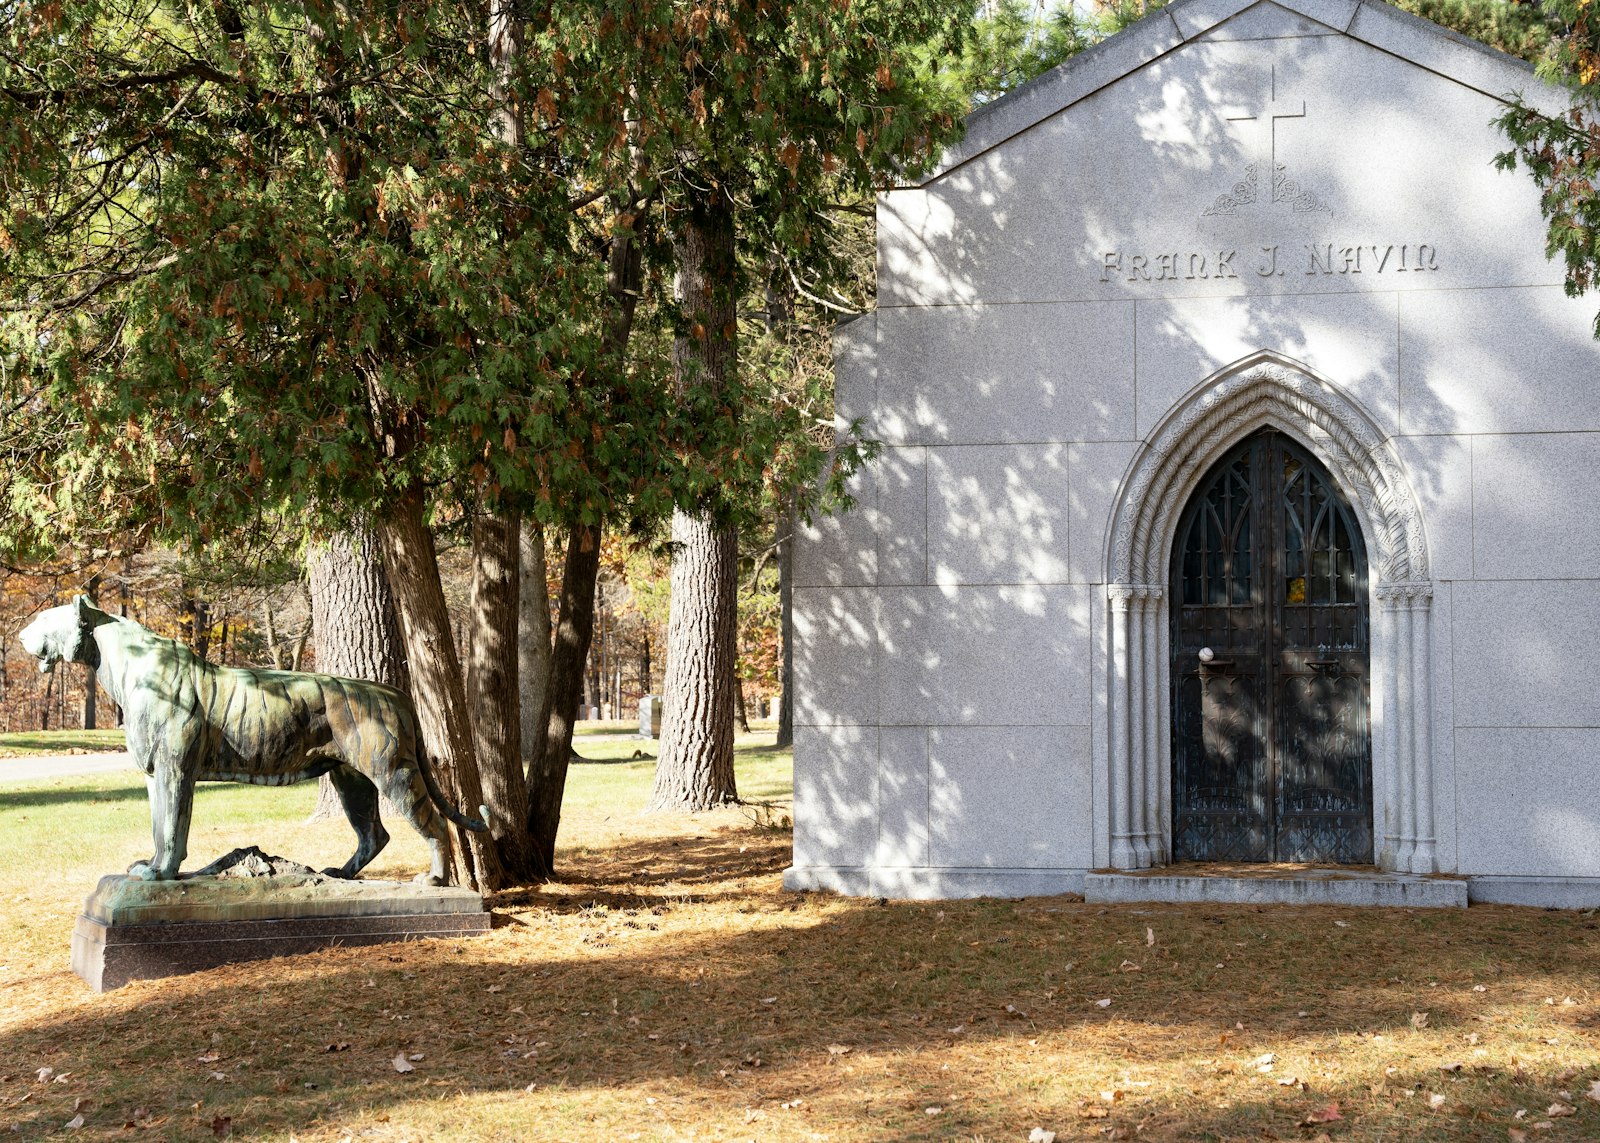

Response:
(3, 811), (1600, 1141)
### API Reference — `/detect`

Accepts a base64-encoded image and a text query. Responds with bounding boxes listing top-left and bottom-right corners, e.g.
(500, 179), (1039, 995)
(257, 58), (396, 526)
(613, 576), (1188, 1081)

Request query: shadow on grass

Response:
(570, 749), (655, 766)
(0, 784), (147, 809)
(8, 899), (1600, 1141)
(7, 834), (1600, 1141)
(495, 831), (795, 913)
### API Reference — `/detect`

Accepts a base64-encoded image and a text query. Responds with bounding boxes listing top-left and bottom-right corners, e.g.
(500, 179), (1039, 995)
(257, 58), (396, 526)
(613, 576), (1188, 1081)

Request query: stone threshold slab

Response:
(1084, 869), (1468, 908)
(72, 908), (492, 991)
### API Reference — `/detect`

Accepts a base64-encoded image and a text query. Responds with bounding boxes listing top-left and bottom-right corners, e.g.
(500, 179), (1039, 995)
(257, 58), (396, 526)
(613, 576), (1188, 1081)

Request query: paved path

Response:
(0, 751), (134, 784)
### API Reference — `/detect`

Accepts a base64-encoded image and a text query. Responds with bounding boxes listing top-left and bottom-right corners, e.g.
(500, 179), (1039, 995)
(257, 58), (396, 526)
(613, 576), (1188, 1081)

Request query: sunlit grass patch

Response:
(0, 729), (127, 757)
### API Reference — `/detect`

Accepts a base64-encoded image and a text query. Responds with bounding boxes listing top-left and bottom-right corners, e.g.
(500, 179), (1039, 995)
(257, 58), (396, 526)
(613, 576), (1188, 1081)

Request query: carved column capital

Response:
(1109, 583), (1163, 611)
(1375, 580), (1433, 608)
(1107, 583), (1140, 610)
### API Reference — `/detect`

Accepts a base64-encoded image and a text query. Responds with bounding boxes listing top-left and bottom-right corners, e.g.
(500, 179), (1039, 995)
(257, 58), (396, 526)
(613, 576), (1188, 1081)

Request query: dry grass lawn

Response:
(3, 728), (1600, 1141)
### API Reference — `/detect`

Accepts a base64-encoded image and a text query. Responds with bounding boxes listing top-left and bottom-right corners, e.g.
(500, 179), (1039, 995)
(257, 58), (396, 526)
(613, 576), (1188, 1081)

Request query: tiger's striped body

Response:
(18, 596), (482, 884)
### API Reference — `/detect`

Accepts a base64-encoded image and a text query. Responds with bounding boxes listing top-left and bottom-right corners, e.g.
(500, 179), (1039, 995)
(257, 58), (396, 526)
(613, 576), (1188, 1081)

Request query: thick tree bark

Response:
(525, 522), (601, 875)
(518, 517), (553, 763)
(653, 510), (739, 808)
(306, 523), (411, 821)
(468, 509), (540, 881)
(376, 485), (505, 891)
(652, 189), (741, 811)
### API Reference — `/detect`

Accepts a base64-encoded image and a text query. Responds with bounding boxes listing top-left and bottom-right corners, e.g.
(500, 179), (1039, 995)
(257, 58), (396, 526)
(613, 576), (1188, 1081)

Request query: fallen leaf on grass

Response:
(1440, 1062), (1463, 1073)
(1095, 998), (1112, 1008)
(1119, 960), (1141, 973)
(196, 1051), (220, 1064)
(1029, 1130), (1057, 1143)
(826, 1044), (852, 1055)
(759, 997), (777, 1005)
(1146, 927), (1155, 947)
(324, 1042), (351, 1053)
(924, 1106), (942, 1115)
(1411, 1011), (1430, 1029)
(1547, 1102), (1576, 1118)
(1509, 1131), (1527, 1143)
(35, 1068), (52, 1082)
(64, 1115), (84, 1130)
(392, 1053), (414, 1074)
(1300, 1102), (1342, 1126)
(1004, 1004), (1030, 1019)
(1586, 1080), (1600, 1104)
(211, 1115), (232, 1138)
(1429, 1093), (1447, 1109)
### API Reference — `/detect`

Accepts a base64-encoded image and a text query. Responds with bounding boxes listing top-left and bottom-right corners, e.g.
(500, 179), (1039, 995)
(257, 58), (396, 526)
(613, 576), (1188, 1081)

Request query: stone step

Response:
(1083, 869), (1468, 909)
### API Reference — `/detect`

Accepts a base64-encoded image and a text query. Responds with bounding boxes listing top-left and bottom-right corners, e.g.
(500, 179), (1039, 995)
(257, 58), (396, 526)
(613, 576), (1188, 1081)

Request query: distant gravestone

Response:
(639, 695), (664, 738)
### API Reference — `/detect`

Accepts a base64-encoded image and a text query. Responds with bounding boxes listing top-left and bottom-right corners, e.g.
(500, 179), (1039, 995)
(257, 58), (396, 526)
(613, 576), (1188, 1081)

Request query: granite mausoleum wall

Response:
(788, 0), (1600, 902)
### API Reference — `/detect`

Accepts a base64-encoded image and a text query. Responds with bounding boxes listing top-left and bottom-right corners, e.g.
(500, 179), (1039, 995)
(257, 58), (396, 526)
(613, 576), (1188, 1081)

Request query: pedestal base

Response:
(71, 873), (490, 991)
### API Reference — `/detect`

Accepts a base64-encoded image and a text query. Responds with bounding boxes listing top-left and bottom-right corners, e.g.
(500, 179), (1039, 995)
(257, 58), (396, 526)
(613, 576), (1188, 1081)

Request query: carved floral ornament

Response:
(1106, 353), (1429, 588)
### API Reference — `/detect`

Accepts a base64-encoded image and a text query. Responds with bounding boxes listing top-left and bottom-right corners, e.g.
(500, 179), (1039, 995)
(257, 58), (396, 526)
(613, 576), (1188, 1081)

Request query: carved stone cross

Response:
(1204, 65), (1330, 216)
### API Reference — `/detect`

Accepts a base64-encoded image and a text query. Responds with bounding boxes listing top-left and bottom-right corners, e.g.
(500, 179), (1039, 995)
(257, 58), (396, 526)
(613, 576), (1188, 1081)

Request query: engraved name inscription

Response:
(1098, 243), (1441, 283)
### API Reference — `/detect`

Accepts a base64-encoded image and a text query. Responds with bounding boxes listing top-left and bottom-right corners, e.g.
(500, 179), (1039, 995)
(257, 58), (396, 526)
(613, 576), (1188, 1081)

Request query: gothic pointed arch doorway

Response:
(1169, 429), (1373, 863)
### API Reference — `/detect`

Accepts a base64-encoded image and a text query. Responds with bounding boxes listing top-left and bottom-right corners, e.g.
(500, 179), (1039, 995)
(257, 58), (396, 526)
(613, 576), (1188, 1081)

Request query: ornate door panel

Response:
(1170, 431), (1372, 863)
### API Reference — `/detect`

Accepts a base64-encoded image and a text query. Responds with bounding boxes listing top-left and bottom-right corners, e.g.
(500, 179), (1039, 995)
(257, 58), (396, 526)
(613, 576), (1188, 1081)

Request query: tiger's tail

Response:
(418, 754), (492, 833)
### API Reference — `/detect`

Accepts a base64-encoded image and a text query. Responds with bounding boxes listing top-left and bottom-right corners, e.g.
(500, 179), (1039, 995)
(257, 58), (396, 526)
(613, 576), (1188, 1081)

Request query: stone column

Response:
(1375, 580), (1436, 874)
(1137, 586), (1164, 867)
(1407, 584), (1437, 872)
(1108, 585), (1138, 870)
(1375, 584), (1408, 871)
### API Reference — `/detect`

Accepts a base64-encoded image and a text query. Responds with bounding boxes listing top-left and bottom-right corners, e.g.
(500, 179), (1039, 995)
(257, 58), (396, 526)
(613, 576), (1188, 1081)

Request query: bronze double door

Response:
(1170, 430), (1373, 864)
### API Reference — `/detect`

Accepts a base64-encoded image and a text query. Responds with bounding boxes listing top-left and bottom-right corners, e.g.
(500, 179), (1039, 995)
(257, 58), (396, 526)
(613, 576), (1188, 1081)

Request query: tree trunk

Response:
(776, 505), (794, 747)
(261, 593), (284, 670)
(525, 522), (602, 876)
(376, 485), (505, 891)
(83, 574), (100, 731)
(468, 509), (540, 881)
(653, 510), (740, 809)
(518, 517), (553, 764)
(39, 663), (54, 731)
(306, 523), (412, 821)
(735, 675), (751, 734)
(652, 187), (741, 811)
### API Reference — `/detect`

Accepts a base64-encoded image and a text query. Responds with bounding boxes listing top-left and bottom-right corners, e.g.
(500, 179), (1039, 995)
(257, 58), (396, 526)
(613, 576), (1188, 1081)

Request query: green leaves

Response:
(1494, 1), (1600, 336)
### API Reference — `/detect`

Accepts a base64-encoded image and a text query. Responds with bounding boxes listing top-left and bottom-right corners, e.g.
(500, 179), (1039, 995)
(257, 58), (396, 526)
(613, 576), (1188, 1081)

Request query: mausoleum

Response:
(786, 0), (1600, 906)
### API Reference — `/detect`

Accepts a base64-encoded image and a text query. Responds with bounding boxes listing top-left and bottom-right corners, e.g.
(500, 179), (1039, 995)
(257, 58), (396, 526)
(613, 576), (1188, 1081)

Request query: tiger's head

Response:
(19, 595), (107, 673)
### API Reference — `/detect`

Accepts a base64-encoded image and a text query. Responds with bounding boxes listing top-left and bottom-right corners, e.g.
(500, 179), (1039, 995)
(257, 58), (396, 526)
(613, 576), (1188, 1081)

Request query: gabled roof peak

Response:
(921, 0), (1552, 185)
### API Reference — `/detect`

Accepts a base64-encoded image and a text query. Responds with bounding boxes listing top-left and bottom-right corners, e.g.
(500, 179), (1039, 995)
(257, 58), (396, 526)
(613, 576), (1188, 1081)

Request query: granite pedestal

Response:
(71, 871), (491, 991)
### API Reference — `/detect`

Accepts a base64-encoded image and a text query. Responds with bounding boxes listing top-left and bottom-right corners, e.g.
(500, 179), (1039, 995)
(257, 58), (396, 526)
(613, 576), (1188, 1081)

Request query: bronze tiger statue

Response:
(19, 596), (486, 884)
